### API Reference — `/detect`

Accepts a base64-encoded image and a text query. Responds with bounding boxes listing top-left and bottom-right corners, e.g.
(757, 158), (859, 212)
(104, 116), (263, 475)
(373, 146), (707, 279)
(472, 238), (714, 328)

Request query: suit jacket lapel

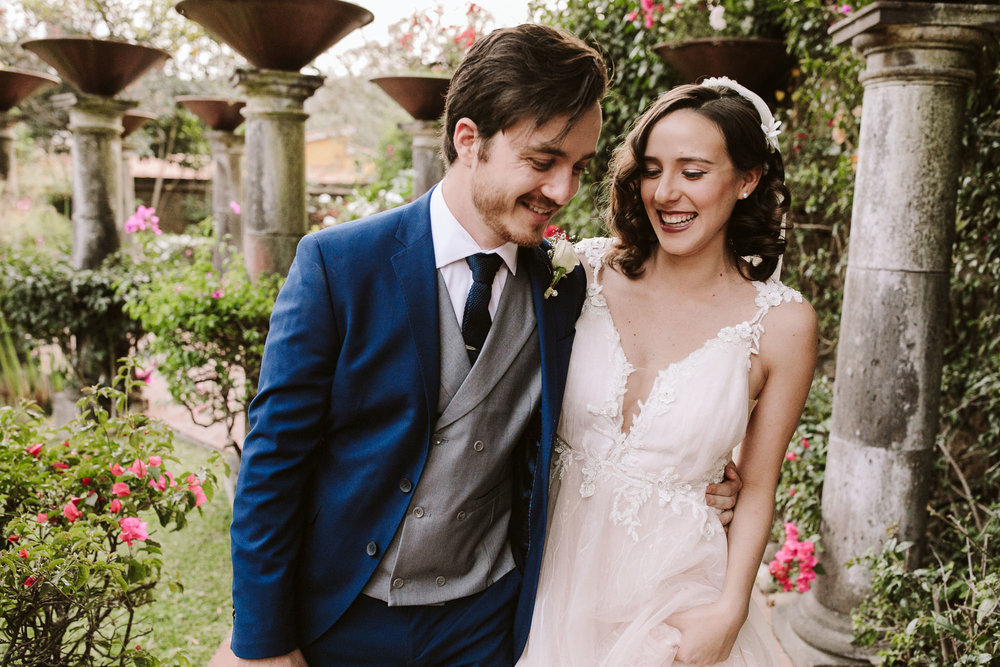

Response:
(390, 191), (439, 427)
(525, 244), (557, 436)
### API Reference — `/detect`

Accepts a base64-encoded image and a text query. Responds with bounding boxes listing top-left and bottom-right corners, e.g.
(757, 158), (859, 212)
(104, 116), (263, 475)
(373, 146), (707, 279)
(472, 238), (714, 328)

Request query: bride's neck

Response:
(642, 248), (739, 296)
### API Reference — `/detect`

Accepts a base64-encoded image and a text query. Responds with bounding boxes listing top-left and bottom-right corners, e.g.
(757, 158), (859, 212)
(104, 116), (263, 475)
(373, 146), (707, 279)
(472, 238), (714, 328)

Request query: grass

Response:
(138, 438), (233, 665)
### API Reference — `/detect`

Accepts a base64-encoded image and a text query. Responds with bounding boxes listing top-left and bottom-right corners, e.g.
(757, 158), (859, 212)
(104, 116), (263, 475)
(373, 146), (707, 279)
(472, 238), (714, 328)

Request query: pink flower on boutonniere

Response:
(543, 225), (579, 299)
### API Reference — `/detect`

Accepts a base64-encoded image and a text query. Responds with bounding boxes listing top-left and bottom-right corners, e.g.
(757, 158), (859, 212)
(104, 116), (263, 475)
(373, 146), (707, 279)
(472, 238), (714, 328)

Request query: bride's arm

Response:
(668, 298), (818, 664)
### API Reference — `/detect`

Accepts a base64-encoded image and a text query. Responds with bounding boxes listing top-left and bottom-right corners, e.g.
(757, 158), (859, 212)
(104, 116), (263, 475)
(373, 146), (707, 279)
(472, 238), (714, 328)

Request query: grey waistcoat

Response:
(362, 265), (541, 605)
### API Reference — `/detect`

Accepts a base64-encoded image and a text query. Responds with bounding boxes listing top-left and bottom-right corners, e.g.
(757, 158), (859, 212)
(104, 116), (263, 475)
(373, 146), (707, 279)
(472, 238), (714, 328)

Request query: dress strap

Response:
(574, 237), (616, 289)
(749, 279), (804, 328)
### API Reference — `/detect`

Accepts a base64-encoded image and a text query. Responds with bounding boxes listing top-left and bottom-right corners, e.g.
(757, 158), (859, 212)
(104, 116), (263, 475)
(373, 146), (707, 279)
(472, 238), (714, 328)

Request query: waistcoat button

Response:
(392, 577), (405, 589)
(456, 510), (467, 521)
(435, 576), (446, 587)
(399, 478), (413, 493)
(473, 440), (485, 452)
(413, 506), (425, 518)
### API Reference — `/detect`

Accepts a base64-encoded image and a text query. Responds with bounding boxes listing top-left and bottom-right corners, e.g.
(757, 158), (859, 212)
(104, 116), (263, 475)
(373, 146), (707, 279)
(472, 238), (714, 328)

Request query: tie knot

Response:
(466, 253), (504, 284)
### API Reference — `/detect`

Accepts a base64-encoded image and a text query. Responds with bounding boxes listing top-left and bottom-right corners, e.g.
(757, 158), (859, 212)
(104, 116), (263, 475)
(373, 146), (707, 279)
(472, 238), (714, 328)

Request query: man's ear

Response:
(453, 117), (479, 167)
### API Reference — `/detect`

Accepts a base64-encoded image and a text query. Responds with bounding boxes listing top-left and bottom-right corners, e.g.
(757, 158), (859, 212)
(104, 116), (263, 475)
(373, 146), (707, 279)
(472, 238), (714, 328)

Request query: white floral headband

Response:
(700, 76), (781, 153)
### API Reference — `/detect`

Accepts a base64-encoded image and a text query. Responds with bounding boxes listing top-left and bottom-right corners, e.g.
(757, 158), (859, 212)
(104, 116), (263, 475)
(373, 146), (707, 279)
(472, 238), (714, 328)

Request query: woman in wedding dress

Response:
(518, 80), (818, 666)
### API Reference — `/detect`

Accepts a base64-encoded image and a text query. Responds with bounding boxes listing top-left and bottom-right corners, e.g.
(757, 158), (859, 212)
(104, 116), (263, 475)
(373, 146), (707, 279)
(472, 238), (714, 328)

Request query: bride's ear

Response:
(740, 165), (763, 197)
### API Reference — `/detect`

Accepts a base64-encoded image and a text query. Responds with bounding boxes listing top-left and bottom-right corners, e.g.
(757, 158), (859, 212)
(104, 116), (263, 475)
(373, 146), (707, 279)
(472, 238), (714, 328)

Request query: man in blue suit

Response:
(230, 23), (739, 666)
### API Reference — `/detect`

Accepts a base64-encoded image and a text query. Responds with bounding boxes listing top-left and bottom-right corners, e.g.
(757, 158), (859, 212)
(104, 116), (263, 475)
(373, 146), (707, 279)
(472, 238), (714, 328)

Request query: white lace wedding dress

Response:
(518, 238), (801, 666)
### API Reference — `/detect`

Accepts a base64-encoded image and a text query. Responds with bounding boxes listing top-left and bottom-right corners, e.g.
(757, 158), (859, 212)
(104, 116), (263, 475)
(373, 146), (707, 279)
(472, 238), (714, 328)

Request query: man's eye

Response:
(529, 159), (553, 170)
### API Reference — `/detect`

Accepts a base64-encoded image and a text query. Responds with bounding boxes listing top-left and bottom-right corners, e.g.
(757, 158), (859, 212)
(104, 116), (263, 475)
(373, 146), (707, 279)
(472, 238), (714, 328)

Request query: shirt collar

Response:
(430, 184), (519, 274)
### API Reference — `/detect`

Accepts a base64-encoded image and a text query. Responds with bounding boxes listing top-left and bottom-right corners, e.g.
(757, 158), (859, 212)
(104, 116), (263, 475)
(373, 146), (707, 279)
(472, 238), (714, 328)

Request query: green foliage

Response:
(0, 367), (219, 666)
(328, 124), (415, 225)
(122, 225), (283, 450)
(0, 246), (145, 388)
(773, 375), (831, 542)
(621, 0), (786, 41)
(850, 511), (1000, 665)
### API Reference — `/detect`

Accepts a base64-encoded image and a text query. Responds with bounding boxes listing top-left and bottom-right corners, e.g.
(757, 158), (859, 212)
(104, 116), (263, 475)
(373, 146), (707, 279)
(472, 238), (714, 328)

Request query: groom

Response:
(230, 23), (739, 666)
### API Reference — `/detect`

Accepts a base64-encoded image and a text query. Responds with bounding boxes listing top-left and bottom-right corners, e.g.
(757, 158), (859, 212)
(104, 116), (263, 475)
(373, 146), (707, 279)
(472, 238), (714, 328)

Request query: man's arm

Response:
(230, 234), (342, 658)
(706, 460), (742, 530)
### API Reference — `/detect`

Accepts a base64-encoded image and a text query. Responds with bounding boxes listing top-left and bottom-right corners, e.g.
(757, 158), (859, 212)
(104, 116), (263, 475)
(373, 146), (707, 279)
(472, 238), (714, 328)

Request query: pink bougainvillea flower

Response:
(187, 474), (208, 507)
(109, 498), (122, 513)
(52, 461), (70, 470)
(802, 438), (810, 449)
(25, 443), (43, 457)
(788, 488), (797, 496)
(129, 458), (147, 478)
(229, 200), (241, 215)
(148, 476), (167, 492)
(838, 4), (851, 14)
(785, 452), (796, 461)
(110, 462), (125, 476)
(165, 471), (177, 488)
(63, 501), (82, 523)
(148, 456), (162, 467)
(112, 482), (131, 497)
(212, 289), (224, 299)
(18, 548), (28, 559)
(119, 516), (149, 546)
(135, 367), (154, 385)
(24, 576), (36, 587)
(36, 512), (48, 524)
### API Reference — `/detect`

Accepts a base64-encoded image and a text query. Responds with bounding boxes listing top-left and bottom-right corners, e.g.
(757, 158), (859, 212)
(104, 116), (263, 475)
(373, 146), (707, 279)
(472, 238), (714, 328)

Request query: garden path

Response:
(140, 375), (794, 666)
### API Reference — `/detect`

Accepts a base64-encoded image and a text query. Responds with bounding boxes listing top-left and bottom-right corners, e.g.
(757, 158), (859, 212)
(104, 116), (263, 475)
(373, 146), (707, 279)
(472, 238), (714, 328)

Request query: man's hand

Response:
(235, 649), (308, 667)
(705, 461), (742, 532)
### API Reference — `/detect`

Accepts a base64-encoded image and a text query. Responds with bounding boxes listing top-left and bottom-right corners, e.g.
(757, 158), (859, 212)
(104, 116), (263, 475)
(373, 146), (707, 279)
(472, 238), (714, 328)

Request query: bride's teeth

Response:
(660, 212), (696, 225)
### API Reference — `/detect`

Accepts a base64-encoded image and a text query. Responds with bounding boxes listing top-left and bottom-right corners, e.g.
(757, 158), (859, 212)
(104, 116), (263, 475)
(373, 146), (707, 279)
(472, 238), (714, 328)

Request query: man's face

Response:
(468, 104), (601, 248)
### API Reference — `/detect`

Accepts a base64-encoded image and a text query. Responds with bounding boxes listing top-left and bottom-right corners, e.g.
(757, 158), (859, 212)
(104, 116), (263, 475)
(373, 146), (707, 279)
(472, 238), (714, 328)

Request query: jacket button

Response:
(473, 440), (485, 452)
(456, 510), (467, 521)
(399, 478), (413, 493)
(366, 541), (377, 557)
(432, 434), (445, 446)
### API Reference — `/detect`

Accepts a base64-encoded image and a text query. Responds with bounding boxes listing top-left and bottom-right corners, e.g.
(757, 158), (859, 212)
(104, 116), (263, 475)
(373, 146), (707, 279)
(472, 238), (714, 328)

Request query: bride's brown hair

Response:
(604, 84), (790, 280)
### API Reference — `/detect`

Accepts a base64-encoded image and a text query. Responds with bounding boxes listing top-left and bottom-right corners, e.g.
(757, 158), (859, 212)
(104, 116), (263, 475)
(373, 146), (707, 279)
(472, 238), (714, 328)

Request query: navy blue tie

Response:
(462, 253), (504, 364)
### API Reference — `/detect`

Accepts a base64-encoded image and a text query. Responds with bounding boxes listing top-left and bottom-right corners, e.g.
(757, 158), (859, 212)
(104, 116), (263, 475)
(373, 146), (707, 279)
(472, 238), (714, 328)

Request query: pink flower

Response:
(165, 471), (177, 487)
(112, 482), (131, 497)
(16, 196), (32, 212)
(109, 498), (122, 513)
(18, 548), (28, 559)
(110, 462), (125, 476)
(626, 10), (638, 20)
(129, 458), (147, 478)
(229, 200), (241, 215)
(788, 488), (797, 496)
(148, 476), (167, 492)
(24, 576), (36, 587)
(63, 501), (82, 523)
(212, 289), (224, 299)
(838, 4), (851, 14)
(26, 443), (43, 457)
(119, 516), (149, 546)
(148, 456), (162, 467)
(785, 452), (796, 461)
(187, 474), (208, 507)
(801, 438), (810, 449)
(36, 513), (48, 524)
(135, 367), (154, 385)
(81, 477), (92, 486)
(52, 461), (69, 470)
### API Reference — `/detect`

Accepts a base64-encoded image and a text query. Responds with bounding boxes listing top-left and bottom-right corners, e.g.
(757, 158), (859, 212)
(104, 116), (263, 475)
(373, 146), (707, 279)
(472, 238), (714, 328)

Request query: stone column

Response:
(206, 130), (245, 269)
(56, 93), (138, 270)
(773, 3), (1000, 664)
(234, 68), (323, 280)
(403, 120), (444, 198)
(121, 139), (138, 230)
(0, 114), (17, 199)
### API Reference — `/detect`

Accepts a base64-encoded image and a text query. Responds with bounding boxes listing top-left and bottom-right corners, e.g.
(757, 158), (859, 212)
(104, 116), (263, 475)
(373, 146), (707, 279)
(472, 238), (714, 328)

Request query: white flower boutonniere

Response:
(543, 225), (580, 299)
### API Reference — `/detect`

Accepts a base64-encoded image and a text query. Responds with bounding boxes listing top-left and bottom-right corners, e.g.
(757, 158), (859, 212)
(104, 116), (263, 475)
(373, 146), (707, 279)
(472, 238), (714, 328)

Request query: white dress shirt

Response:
(430, 184), (519, 327)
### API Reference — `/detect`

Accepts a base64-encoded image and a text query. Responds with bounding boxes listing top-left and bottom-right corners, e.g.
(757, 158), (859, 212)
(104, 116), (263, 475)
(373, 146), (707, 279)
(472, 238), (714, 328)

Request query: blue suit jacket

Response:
(230, 188), (586, 659)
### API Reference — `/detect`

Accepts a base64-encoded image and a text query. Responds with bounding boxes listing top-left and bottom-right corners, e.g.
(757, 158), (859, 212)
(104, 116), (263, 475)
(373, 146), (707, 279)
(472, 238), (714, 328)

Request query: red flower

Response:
(18, 548), (28, 559)
(187, 474), (208, 508)
(112, 482), (131, 497)
(7, 534), (19, 543)
(544, 224), (565, 239)
(110, 462), (125, 476)
(52, 461), (69, 470)
(119, 516), (149, 546)
(36, 513), (48, 524)
(63, 501), (82, 523)
(801, 438), (810, 449)
(109, 498), (122, 514)
(785, 452), (796, 462)
(81, 477), (92, 486)
(24, 576), (36, 587)
(25, 443), (43, 457)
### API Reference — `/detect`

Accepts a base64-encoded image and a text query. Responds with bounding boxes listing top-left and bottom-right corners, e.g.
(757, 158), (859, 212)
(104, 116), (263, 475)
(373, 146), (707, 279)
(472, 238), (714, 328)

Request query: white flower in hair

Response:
(700, 76), (781, 153)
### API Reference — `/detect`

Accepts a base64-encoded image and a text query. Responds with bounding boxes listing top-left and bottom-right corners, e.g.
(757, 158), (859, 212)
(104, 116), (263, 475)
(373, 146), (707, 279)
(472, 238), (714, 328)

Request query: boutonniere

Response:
(543, 225), (579, 299)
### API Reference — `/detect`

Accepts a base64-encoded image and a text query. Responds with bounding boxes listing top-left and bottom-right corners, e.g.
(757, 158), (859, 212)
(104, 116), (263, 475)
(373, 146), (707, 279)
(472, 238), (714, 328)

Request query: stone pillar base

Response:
(243, 231), (301, 282)
(772, 591), (871, 666)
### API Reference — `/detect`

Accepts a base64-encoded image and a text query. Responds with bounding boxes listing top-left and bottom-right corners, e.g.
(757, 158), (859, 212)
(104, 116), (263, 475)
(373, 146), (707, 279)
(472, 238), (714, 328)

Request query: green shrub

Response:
(0, 368), (219, 666)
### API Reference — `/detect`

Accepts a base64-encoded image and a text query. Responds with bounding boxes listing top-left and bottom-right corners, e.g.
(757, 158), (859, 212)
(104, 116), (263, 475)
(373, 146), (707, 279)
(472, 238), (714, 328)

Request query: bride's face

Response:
(639, 109), (757, 260)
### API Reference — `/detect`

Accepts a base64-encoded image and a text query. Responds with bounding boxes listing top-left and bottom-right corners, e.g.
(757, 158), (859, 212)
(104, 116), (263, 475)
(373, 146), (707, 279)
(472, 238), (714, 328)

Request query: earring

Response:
(739, 192), (748, 199)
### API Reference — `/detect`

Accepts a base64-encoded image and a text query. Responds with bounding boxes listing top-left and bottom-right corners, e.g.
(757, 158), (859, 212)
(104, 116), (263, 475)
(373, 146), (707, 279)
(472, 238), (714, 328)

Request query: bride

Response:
(518, 79), (818, 666)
